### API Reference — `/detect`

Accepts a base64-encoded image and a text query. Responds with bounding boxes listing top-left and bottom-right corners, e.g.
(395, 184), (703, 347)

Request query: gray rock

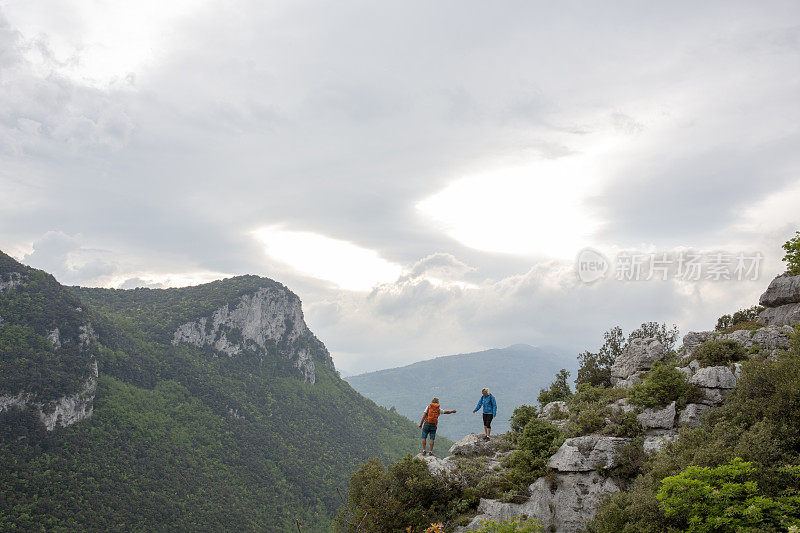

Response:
(759, 302), (800, 327)
(0, 271), (23, 293)
(611, 338), (667, 388)
(688, 366), (737, 389)
(449, 433), (505, 457)
(0, 372), (97, 431)
(759, 274), (800, 307)
(172, 287), (334, 383)
(461, 472), (620, 533)
(606, 398), (635, 413)
(678, 403), (711, 427)
(697, 387), (730, 406)
(47, 328), (61, 349)
(637, 401), (676, 429)
(750, 325), (794, 350)
(547, 436), (630, 472)
(415, 454), (457, 477)
(539, 401), (569, 420)
(678, 331), (715, 357)
(643, 432), (678, 455)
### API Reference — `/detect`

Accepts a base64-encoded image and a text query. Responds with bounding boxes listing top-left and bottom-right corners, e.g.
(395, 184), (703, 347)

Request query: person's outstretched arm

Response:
(473, 397), (483, 413)
(442, 409), (456, 414)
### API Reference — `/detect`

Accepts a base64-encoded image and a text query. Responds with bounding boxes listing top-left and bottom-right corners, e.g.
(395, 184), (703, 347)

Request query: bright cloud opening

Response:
(5, 0), (211, 88)
(251, 226), (403, 291)
(417, 154), (608, 259)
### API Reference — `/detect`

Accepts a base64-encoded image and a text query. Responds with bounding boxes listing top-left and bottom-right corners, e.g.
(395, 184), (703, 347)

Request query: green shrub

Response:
(657, 458), (800, 532)
(603, 408), (644, 438)
(715, 305), (764, 332)
(628, 362), (699, 409)
(568, 403), (608, 437)
(474, 517), (543, 532)
(691, 339), (748, 367)
(335, 456), (461, 532)
(504, 419), (564, 485)
(509, 405), (539, 434)
(783, 230), (800, 276)
(537, 369), (572, 407)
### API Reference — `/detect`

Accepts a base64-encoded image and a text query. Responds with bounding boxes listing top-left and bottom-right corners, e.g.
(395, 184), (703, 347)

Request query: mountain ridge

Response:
(0, 250), (436, 531)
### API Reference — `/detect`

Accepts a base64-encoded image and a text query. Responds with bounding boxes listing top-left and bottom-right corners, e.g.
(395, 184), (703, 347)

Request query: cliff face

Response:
(172, 286), (334, 383)
(0, 253), (99, 430)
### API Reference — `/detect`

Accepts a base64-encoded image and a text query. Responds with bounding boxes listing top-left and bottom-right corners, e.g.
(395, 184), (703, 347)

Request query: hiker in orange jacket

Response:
(419, 397), (456, 456)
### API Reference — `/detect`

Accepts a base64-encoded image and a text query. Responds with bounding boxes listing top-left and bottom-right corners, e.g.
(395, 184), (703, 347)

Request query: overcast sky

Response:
(1, 1), (799, 374)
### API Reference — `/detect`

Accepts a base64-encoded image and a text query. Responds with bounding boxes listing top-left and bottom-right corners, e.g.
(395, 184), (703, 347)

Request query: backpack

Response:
(425, 403), (440, 424)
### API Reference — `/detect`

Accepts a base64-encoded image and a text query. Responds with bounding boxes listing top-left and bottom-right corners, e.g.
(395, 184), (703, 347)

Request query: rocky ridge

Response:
(416, 273), (800, 532)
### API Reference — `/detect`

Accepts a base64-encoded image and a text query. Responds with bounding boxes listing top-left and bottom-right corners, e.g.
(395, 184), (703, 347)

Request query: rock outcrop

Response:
(637, 401), (676, 430)
(678, 325), (793, 362)
(414, 453), (457, 476)
(172, 287), (334, 383)
(464, 473), (621, 533)
(611, 338), (666, 387)
(0, 271), (23, 293)
(758, 274), (800, 326)
(547, 436), (630, 472)
(0, 361), (98, 431)
(448, 433), (505, 458)
(685, 365), (738, 405)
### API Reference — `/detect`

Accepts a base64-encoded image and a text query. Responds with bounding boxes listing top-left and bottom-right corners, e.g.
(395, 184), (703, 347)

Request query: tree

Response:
(576, 326), (625, 388)
(538, 369), (572, 407)
(783, 230), (800, 276)
(628, 322), (679, 351)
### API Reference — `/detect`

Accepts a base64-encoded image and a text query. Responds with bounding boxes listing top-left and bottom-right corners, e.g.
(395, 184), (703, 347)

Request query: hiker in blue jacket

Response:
(473, 387), (497, 440)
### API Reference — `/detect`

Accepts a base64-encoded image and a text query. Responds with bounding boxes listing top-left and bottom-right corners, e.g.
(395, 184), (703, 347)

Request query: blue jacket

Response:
(474, 394), (497, 416)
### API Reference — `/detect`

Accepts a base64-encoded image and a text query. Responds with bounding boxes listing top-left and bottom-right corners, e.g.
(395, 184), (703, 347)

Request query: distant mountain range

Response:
(0, 250), (440, 531)
(346, 344), (574, 440)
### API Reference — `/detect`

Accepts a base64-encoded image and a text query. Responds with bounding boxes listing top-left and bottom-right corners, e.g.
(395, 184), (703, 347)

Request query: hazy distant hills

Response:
(346, 344), (574, 440)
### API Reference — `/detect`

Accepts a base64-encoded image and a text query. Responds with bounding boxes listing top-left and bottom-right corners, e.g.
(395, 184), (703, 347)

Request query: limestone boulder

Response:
(611, 338), (667, 388)
(643, 432), (678, 455)
(688, 366), (737, 389)
(637, 401), (676, 430)
(539, 401), (569, 420)
(547, 436), (630, 472)
(759, 274), (800, 307)
(449, 433), (505, 457)
(461, 472), (621, 533)
(759, 303), (800, 327)
(415, 454), (457, 477)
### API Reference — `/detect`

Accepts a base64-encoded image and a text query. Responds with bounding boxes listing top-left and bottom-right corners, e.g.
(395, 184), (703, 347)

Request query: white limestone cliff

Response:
(172, 287), (334, 383)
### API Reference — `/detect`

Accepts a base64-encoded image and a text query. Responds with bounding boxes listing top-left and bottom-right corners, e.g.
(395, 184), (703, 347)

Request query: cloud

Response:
(1, 1), (799, 374)
(22, 230), (118, 284)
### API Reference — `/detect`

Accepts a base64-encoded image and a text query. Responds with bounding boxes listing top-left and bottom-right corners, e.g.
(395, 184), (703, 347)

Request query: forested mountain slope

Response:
(0, 250), (432, 531)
